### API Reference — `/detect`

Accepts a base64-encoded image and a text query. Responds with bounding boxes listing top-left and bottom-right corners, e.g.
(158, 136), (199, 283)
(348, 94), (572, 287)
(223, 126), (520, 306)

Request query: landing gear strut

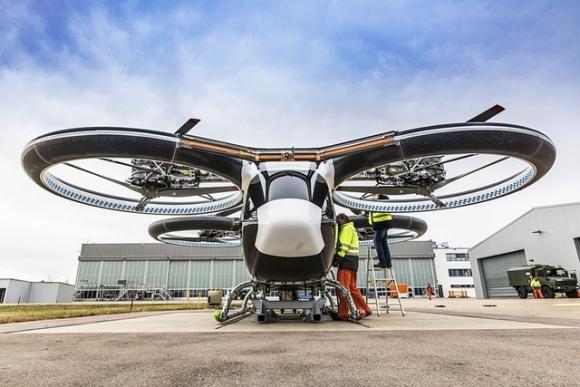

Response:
(214, 278), (362, 323)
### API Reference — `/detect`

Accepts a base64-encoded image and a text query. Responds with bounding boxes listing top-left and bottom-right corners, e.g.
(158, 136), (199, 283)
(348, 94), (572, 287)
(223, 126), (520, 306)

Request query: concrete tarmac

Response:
(1, 299), (579, 386)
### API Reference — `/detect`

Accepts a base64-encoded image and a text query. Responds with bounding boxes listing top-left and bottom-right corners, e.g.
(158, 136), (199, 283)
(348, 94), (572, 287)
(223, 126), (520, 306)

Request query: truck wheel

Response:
(565, 290), (579, 298)
(517, 287), (528, 299)
(542, 286), (555, 299)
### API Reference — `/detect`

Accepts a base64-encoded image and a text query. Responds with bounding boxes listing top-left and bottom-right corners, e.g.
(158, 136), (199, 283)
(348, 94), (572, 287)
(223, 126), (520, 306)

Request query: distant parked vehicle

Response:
(507, 265), (578, 299)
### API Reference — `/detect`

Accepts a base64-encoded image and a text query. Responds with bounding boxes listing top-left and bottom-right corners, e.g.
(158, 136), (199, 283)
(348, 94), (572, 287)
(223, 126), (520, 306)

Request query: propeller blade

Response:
(388, 154), (476, 179)
(64, 162), (141, 192)
(175, 118), (201, 136)
(347, 169), (525, 204)
(216, 205), (243, 217)
(337, 185), (417, 195)
(135, 195), (152, 211)
(467, 104), (505, 122)
(433, 156), (510, 189)
(98, 158), (160, 174)
(426, 193), (446, 207)
(157, 185), (239, 198)
(410, 154), (475, 172)
(164, 236), (240, 244)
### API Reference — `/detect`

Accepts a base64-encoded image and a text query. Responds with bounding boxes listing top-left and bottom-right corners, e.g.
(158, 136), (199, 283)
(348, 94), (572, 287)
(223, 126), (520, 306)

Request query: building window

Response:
(446, 253), (470, 261)
(450, 284), (475, 288)
(448, 268), (472, 277)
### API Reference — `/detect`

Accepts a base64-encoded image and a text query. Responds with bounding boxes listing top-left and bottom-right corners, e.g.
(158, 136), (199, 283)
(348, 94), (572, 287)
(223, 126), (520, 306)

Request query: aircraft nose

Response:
(255, 199), (324, 257)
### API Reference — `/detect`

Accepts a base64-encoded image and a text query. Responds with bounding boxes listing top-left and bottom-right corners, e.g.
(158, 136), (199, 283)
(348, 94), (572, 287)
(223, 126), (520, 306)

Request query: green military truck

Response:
(507, 265), (578, 299)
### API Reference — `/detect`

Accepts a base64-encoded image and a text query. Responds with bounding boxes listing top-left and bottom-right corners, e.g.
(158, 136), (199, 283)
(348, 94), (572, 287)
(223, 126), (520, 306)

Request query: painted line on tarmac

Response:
(406, 308), (579, 328)
(2, 311), (184, 334)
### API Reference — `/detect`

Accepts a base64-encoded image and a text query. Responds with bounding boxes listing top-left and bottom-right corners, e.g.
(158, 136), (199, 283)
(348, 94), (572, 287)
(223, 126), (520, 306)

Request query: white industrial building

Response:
(433, 244), (475, 298)
(0, 279), (74, 304)
(469, 202), (580, 298)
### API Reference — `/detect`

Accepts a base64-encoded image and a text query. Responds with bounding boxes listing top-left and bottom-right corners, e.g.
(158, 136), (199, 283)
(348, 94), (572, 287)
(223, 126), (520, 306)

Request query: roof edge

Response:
(470, 201), (580, 251)
(0, 278), (73, 285)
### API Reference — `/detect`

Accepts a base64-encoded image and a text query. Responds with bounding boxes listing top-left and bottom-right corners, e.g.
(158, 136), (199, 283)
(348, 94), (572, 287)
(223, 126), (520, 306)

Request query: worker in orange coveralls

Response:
(426, 283), (434, 300)
(334, 213), (372, 320)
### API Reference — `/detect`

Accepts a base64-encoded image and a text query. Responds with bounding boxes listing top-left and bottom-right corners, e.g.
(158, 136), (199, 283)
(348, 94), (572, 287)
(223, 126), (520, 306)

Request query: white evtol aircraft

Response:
(22, 105), (555, 321)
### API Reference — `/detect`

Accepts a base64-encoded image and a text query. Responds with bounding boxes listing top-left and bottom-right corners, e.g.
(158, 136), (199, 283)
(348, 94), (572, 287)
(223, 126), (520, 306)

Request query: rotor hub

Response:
(126, 159), (202, 190)
(374, 157), (446, 187)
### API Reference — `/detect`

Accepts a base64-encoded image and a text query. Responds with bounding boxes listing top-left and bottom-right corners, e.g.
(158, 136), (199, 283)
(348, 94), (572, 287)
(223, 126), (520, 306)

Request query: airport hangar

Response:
(74, 241), (436, 300)
(469, 202), (580, 298)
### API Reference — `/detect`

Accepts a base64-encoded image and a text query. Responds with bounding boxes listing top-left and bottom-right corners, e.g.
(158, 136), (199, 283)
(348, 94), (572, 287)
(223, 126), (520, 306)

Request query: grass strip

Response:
(0, 303), (207, 324)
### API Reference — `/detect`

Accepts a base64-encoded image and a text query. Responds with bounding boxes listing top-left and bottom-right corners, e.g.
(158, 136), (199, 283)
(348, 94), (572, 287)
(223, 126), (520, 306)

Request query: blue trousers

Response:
(373, 224), (391, 266)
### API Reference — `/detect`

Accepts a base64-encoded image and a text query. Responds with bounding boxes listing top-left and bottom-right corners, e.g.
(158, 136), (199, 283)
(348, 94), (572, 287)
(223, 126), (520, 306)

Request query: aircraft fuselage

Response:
(240, 161), (336, 282)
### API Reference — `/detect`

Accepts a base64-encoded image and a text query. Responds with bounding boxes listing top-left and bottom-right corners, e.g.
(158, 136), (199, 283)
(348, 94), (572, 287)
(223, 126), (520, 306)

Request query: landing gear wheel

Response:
(542, 286), (555, 299)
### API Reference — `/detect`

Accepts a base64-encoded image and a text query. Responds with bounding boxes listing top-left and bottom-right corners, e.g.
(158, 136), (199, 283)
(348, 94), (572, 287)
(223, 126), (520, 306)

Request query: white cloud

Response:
(1, 2), (580, 281)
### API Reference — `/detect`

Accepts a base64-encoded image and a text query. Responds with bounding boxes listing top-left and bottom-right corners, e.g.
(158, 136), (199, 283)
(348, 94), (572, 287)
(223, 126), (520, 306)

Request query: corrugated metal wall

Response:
(76, 241), (435, 293)
(481, 251), (526, 298)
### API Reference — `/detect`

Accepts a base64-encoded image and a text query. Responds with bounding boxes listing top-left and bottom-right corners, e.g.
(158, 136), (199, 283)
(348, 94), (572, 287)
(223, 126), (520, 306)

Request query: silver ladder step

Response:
(365, 251), (405, 317)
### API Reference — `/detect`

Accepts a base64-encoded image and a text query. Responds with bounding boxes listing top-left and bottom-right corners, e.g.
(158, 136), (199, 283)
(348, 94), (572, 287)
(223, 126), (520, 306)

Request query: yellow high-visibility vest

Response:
(530, 278), (541, 289)
(368, 212), (393, 225)
(337, 222), (359, 258)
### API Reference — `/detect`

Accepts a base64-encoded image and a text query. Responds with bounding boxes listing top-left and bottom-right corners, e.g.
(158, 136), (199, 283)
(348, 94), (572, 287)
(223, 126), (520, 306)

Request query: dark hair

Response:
(337, 213), (350, 222)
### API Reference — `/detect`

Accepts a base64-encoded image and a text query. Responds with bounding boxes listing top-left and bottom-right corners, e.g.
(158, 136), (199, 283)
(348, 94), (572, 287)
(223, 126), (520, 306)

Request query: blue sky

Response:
(2, 1), (580, 281)
(4, 1), (580, 78)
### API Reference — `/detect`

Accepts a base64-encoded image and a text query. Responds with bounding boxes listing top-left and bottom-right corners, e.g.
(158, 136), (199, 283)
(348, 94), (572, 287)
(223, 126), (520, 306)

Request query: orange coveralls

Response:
(335, 221), (371, 320)
(337, 268), (372, 320)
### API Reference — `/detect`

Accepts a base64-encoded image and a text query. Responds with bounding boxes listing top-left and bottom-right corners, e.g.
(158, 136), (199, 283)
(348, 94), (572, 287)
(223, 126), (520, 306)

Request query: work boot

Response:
(374, 263), (388, 268)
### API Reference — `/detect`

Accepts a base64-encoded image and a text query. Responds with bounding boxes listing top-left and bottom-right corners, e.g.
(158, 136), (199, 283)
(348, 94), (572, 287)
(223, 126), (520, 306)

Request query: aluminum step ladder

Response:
(365, 248), (405, 317)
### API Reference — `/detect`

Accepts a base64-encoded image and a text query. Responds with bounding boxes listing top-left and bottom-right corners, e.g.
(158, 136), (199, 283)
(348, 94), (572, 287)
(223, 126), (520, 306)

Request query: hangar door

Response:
(481, 250), (526, 298)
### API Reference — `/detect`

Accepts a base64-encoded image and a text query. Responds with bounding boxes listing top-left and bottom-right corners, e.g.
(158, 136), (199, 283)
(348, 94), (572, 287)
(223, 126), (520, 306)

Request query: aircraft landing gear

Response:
(324, 278), (362, 321)
(253, 297), (328, 323)
(214, 278), (362, 324)
(214, 281), (254, 323)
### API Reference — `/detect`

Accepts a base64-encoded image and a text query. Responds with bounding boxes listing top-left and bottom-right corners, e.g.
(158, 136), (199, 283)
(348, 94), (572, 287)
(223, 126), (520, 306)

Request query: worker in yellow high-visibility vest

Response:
(334, 213), (372, 320)
(529, 276), (543, 299)
(368, 195), (393, 268)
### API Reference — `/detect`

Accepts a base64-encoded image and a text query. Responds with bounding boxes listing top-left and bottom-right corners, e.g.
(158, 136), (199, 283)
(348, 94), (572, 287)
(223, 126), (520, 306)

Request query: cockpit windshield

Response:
(268, 175), (309, 201)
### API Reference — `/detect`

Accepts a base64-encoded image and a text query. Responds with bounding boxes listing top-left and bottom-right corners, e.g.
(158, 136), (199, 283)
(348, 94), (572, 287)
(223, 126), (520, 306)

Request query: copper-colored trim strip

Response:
(181, 134), (395, 162)
(180, 138), (255, 159)
(319, 135), (395, 159)
(294, 154), (319, 160)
